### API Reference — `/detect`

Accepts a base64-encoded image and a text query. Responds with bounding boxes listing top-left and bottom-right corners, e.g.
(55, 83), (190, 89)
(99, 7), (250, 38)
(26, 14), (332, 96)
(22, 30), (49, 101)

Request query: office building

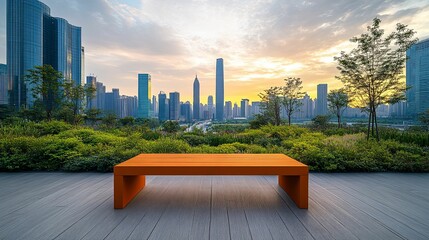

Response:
(208, 95), (214, 120)
(193, 75), (200, 120)
(7, 0), (82, 109)
(251, 102), (261, 117)
(180, 101), (192, 123)
(86, 76), (97, 110)
(406, 38), (429, 116)
(233, 103), (240, 118)
(169, 92), (180, 120)
(225, 101), (233, 120)
(302, 93), (314, 119)
(96, 82), (106, 111)
(137, 74), (151, 118)
(0, 64), (7, 105)
(152, 95), (158, 117)
(158, 92), (169, 121)
(241, 99), (250, 118)
(120, 95), (138, 118)
(316, 84), (328, 115)
(216, 58), (224, 121)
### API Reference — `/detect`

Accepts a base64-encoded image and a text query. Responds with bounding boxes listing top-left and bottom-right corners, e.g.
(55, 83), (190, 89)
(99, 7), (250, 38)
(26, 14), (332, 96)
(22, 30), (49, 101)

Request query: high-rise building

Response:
(233, 103), (240, 118)
(216, 58), (224, 121)
(302, 93), (314, 118)
(0, 64), (7, 105)
(120, 95), (138, 118)
(316, 84), (328, 115)
(152, 95), (158, 117)
(241, 99), (250, 118)
(251, 102), (261, 117)
(169, 92), (180, 120)
(193, 75), (200, 120)
(225, 101), (233, 120)
(7, 0), (82, 109)
(96, 82), (106, 111)
(86, 76), (97, 110)
(158, 92), (169, 121)
(208, 95), (214, 120)
(406, 38), (429, 116)
(137, 74), (151, 118)
(180, 101), (192, 123)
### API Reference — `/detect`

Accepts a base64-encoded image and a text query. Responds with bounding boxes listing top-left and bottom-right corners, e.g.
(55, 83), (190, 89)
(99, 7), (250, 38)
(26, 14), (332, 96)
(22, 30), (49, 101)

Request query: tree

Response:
(102, 113), (117, 128)
(327, 89), (349, 128)
(25, 65), (63, 120)
(162, 120), (181, 133)
(259, 87), (282, 126)
(335, 18), (418, 141)
(61, 81), (87, 125)
(282, 77), (304, 126)
(120, 116), (135, 126)
(419, 109), (429, 131)
(84, 108), (102, 126)
(249, 114), (270, 129)
(312, 115), (330, 130)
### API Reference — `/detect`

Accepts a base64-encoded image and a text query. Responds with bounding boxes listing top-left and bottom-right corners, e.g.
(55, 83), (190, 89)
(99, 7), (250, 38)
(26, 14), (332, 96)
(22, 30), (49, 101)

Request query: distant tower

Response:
(193, 75), (200, 120)
(241, 99), (249, 118)
(316, 84), (328, 115)
(406, 38), (429, 116)
(158, 91), (168, 121)
(137, 73), (151, 118)
(169, 92), (180, 120)
(208, 95), (214, 120)
(216, 58), (224, 121)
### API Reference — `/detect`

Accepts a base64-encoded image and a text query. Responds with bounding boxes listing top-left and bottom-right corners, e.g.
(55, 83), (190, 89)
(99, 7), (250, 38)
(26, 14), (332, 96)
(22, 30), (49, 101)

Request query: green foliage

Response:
(0, 120), (428, 173)
(162, 120), (181, 133)
(311, 115), (331, 130)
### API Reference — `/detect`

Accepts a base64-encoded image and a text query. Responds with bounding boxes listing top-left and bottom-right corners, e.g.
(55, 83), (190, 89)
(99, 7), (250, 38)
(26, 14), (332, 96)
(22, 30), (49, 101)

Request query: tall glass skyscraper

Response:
(316, 84), (328, 115)
(216, 58), (224, 121)
(158, 91), (168, 121)
(0, 64), (7, 105)
(193, 75), (200, 120)
(169, 92), (180, 120)
(137, 74), (151, 118)
(406, 38), (429, 116)
(7, 0), (82, 109)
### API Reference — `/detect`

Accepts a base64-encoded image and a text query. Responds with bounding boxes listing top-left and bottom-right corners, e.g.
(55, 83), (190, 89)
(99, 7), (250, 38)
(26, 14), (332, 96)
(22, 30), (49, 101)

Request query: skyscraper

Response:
(152, 95), (158, 117)
(7, 0), (82, 109)
(180, 101), (192, 123)
(216, 58), (224, 121)
(86, 76), (97, 110)
(241, 99), (249, 118)
(316, 84), (328, 115)
(193, 75), (200, 120)
(225, 101), (233, 120)
(137, 74), (151, 118)
(169, 92), (180, 120)
(0, 64), (7, 105)
(158, 92), (169, 121)
(406, 38), (429, 116)
(208, 95), (214, 120)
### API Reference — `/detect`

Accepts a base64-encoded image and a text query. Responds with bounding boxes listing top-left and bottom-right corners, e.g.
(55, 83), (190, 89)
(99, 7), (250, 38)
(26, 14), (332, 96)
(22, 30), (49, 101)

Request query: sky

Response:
(0, 0), (428, 104)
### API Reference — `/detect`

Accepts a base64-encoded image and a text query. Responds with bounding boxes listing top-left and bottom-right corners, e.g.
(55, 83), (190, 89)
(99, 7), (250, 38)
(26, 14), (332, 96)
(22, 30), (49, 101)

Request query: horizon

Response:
(0, 0), (428, 104)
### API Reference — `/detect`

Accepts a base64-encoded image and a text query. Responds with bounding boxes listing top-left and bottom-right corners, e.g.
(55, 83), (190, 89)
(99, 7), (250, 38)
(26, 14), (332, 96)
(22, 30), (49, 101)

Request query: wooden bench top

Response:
(114, 154), (308, 175)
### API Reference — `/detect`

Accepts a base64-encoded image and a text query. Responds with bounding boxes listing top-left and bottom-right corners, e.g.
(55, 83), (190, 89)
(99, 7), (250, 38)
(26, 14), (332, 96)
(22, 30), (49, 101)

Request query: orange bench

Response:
(114, 154), (308, 209)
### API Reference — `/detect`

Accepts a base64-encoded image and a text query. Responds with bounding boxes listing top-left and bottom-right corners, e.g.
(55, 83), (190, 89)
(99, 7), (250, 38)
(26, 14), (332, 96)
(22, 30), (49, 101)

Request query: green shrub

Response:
(148, 138), (191, 153)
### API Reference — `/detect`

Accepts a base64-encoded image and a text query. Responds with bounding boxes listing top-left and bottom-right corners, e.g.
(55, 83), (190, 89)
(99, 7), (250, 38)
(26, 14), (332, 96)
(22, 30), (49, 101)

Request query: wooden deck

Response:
(0, 172), (428, 240)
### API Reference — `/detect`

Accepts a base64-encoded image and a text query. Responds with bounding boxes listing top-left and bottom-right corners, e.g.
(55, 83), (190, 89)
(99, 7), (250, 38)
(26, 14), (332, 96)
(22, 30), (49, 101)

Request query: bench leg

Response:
(278, 175), (308, 209)
(114, 175), (146, 209)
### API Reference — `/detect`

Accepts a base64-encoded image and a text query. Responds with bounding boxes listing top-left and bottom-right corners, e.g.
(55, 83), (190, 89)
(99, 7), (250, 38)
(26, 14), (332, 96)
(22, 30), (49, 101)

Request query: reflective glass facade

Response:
(138, 74), (151, 118)
(0, 64), (7, 105)
(7, 0), (82, 109)
(216, 58), (224, 121)
(406, 38), (429, 116)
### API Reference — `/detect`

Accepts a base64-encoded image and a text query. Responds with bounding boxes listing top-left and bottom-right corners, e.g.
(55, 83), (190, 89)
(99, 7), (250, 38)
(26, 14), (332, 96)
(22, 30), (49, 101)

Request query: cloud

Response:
(0, 0), (427, 103)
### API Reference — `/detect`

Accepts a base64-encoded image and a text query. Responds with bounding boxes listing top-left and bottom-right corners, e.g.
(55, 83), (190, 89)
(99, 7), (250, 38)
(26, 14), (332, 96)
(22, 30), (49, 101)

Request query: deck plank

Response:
(0, 173), (428, 240)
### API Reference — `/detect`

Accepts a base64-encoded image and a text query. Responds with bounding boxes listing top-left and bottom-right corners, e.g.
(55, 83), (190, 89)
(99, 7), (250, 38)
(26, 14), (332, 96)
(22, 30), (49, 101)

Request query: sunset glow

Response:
(0, 0), (428, 104)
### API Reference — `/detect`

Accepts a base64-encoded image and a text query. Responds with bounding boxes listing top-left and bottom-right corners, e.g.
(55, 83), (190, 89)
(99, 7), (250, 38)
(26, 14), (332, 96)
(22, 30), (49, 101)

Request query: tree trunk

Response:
(288, 114), (291, 126)
(374, 106), (380, 141)
(367, 110), (371, 140)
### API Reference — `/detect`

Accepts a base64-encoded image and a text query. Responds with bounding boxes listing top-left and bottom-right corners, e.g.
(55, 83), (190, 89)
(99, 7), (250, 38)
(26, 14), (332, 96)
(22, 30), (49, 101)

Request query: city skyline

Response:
(0, 0), (428, 104)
